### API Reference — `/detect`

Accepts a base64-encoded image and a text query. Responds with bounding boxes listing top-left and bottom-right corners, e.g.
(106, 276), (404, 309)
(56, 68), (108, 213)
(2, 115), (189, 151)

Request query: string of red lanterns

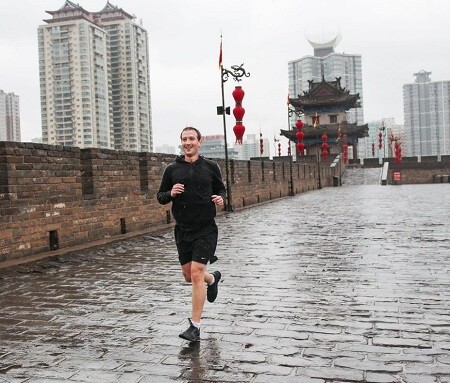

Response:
(295, 119), (304, 155)
(378, 131), (383, 150)
(342, 134), (349, 164)
(394, 141), (402, 164)
(259, 133), (264, 156)
(232, 86), (245, 144)
(321, 133), (328, 159)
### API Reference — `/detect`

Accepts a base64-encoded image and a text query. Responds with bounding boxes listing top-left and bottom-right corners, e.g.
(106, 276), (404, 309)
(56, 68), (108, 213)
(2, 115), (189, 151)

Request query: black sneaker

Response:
(179, 319), (200, 342)
(207, 271), (221, 303)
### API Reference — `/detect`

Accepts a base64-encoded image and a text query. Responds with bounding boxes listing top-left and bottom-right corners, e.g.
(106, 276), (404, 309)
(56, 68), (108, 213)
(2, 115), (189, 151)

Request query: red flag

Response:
(219, 36), (223, 68)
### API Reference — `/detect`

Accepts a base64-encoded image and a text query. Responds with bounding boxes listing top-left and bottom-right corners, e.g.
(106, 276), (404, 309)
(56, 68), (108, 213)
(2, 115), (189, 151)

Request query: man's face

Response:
(181, 129), (201, 158)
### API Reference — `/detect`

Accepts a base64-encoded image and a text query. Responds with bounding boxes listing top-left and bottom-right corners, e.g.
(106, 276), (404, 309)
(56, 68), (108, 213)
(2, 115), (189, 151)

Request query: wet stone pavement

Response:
(1, 184), (450, 383)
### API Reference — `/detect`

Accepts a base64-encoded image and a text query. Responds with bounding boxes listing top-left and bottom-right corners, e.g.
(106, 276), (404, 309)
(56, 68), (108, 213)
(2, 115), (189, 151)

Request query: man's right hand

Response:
(171, 183), (185, 198)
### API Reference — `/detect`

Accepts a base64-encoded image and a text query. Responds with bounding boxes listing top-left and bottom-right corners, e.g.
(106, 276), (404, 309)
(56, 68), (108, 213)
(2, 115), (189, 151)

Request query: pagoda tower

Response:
(282, 77), (368, 161)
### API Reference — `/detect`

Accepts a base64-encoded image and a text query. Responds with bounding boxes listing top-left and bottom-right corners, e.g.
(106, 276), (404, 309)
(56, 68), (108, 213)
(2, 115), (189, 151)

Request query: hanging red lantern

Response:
(296, 131), (304, 141)
(287, 145), (291, 156)
(278, 142), (281, 157)
(232, 86), (245, 103)
(233, 105), (245, 121)
(378, 132), (383, 150)
(233, 123), (245, 144)
(372, 142), (375, 157)
(259, 134), (264, 155)
(296, 142), (305, 153)
(295, 120), (304, 130)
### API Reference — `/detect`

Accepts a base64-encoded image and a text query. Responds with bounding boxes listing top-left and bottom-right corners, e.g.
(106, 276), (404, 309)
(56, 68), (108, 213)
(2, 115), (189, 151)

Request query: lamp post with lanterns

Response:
(217, 63), (250, 211)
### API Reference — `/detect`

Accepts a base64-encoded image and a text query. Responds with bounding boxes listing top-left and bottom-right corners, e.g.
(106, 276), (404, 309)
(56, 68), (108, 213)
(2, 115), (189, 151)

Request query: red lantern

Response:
(296, 131), (304, 141)
(378, 132), (383, 150)
(278, 142), (281, 157)
(260, 134), (264, 155)
(232, 86), (245, 103)
(233, 123), (245, 144)
(372, 142), (375, 157)
(287, 145), (291, 156)
(295, 120), (304, 130)
(296, 142), (305, 153)
(233, 105), (245, 121)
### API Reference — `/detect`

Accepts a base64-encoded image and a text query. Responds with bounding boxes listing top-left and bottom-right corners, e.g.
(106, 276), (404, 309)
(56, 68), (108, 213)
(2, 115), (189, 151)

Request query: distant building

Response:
(38, 0), (152, 151)
(155, 144), (176, 155)
(31, 137), (43, 144)
(234, 134), (270, 160)
(199, 135), (239, 160)
(288, 33), (364, 126)
(0, 90), (21, 142)
(364, 118), (405, 159)
(403, 70), (450, 156)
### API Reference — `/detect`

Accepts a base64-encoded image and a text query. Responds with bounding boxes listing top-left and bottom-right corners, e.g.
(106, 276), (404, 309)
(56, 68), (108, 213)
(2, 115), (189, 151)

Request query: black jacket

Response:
(157, 155), (227, 227)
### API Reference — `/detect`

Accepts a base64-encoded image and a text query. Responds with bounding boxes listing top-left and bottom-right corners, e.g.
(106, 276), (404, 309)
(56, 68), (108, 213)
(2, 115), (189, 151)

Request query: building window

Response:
(329, 115), (338, 124)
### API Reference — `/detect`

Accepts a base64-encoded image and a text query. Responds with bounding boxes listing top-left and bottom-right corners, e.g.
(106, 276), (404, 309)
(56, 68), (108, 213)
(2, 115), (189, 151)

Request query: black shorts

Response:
(174, 223), (218, 266)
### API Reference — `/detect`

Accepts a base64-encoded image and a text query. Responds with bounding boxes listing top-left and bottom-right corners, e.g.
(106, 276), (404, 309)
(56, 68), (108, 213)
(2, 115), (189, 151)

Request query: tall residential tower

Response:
(0, 90), (21, 142)
(403, 70), (450, 156)
(38, 0), (152, 151)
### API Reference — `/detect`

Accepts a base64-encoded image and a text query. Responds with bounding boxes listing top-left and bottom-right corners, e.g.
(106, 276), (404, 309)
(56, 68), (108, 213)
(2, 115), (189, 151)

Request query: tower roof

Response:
(93, 1), (134, 22)
(44, 0), (93, 24)
(289, 77), (360, 111)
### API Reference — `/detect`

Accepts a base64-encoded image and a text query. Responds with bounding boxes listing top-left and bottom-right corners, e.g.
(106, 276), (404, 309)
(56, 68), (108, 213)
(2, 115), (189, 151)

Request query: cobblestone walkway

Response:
(1, 184), (450, 383)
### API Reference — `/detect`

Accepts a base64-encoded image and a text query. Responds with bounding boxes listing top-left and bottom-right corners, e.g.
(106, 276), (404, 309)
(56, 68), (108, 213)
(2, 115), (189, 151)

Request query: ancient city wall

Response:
(359, 156), (450, 184)
(0, 142), (328, 263)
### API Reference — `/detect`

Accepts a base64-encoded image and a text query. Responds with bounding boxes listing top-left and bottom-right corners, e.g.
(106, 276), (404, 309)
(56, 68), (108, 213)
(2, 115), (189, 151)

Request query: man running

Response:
(157, 126), (226, 342)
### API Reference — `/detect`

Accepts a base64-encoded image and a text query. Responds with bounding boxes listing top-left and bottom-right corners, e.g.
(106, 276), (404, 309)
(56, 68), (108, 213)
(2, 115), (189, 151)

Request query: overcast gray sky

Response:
(1, 0), (449, 152)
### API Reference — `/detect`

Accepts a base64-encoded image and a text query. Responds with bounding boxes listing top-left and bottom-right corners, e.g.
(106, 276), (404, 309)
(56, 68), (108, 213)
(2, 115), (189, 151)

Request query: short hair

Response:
(180, 126), (202, 141)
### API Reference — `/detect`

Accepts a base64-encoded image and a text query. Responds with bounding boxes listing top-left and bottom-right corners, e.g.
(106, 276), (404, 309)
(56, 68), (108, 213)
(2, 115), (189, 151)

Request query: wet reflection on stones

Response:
(0, 184), (449, 382)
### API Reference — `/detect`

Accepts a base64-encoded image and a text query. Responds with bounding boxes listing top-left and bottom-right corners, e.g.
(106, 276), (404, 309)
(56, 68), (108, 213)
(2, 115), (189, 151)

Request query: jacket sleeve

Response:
(156, 165), (173, 205)
(212, 163), (227, 201)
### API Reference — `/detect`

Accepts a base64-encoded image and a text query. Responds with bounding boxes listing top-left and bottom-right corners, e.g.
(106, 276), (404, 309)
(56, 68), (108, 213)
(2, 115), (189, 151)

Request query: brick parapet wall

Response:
(361, 155), (450, 184)
(0, 142), (332, 263)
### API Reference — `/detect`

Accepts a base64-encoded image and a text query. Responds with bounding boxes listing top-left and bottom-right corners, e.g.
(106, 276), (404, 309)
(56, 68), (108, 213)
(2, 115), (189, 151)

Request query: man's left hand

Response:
(211, 195), (224, 206)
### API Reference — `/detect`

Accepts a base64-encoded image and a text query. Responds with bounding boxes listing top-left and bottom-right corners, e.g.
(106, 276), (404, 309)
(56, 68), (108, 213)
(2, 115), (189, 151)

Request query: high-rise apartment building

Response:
(288, 34), (364, 126)
(38, 0), (152, 151)
(403, 70), (450, 156)
(0, 90), (21, 142)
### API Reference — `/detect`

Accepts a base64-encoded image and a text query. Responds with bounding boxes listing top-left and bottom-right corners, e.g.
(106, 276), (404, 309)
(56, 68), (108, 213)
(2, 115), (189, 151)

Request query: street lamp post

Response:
(218, 64), (250, 212)
(315, 130), (322, 190)
(287, 106), (304, 196)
